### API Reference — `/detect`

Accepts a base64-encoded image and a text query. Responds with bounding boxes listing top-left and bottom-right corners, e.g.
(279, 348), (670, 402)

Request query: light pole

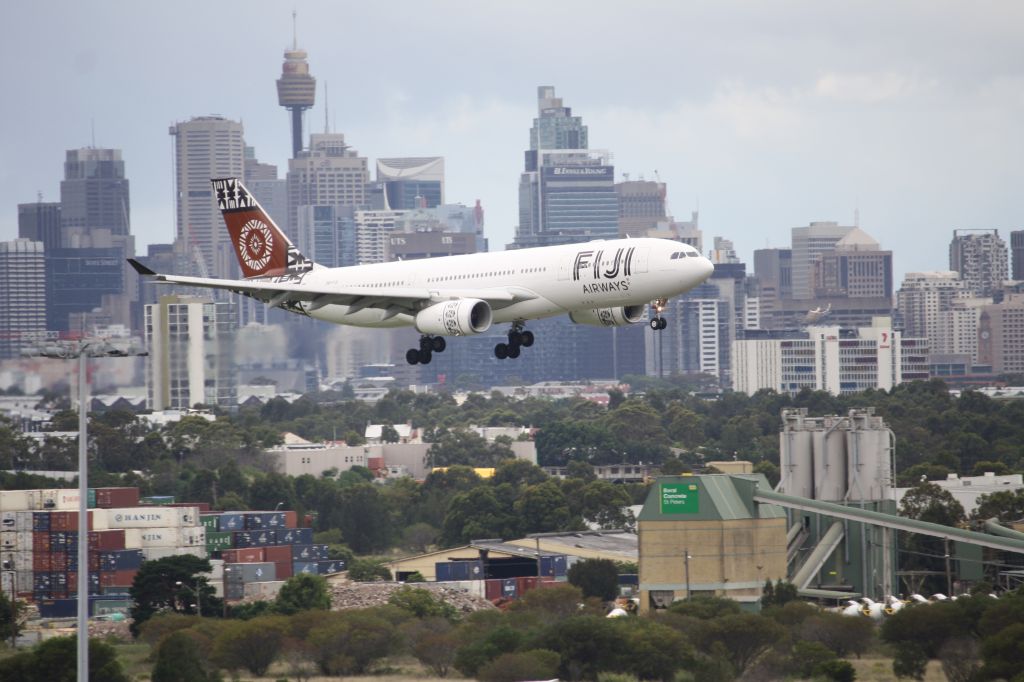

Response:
(176, 579), (202, 617)
(684, 548), (692, 601)
(22, 336), (146, 682)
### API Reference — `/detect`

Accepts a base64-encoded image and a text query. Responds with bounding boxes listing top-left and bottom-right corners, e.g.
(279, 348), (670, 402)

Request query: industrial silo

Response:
(814, 416), (848, 502)
(845, 410), (893, 502)
(780, 410), (814, 499)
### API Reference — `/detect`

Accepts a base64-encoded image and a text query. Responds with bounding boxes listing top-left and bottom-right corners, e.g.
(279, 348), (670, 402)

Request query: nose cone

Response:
(699, 256), (714, 281)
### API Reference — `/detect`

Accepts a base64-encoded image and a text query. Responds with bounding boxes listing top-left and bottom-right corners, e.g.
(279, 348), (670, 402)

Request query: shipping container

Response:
(31, 512), (50, 532)
(262, 546), (293, 563)
(224, 562), (275, 583)
(200, 515), (221, 531)
(275, 527), (312, 546)
(205, 531), (232, 554)
(53, 489), (81, 511)
(273, 560), (292, 580)
(0, 532), (16, 552)
(0, 512), (16, 530)
(435, 562), (452, 582)
(180, 527), (205, 547)
(105, 507), (185, 529)
(32, 532), (50, 553)
(220, 548), (264, 564)
(15, 570), (32, 593)
(291, 544), (316, 561)
(89, 530), (125, 551)
(92, 598), (131, 617)
(135, 528), (185, 548)
(516, 576), (539, 596)
(539, 554), (568, 578)
(283, 510), (298, 528)
(93, 488), (140, 509)
(98, 549), (145, 571)
(99, 569), (137, 589)
(216, 513), (245, 532)
(318, 560), (345, 575)
(484, 579), (502, 602)
(138, 495), (174, 505)
(33, 553), (53, 572)
(224, 582), (244, 600)
(15, 512), (33, 533)
(232, 530), (275, 548)
(243, 512), (288, 530)
(141, 547), (205, 561)
(0, 490), (30, 512)
(175, 507), (199, 526)
(292, 561), (317, 576)
(501, 578), (518, 599)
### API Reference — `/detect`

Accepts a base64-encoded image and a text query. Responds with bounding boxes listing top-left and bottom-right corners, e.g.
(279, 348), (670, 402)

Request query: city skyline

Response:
(1, 2), (1022, 280)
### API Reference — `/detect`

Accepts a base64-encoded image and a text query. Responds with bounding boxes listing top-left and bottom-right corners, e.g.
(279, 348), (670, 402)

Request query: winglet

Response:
(127, 258), (156, 276)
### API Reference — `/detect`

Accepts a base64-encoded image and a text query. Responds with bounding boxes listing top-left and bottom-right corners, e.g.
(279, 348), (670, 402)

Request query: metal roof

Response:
(638, 474), (786, 522)
(503, 530), (638, 561)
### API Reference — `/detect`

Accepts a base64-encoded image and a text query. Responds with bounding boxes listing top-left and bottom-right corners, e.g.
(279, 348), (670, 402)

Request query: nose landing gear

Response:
(494, 322), (534, 360)
(406, 335), (447, 365)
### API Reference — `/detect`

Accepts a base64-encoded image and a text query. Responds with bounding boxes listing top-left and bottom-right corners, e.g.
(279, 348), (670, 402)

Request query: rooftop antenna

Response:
(91, 119), (96, 148)
(324, 81), (329, 134)
(292, 9), (298, 50)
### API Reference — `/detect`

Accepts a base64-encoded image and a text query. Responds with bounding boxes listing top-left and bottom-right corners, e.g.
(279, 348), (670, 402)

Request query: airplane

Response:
(129, 177), (715, 365)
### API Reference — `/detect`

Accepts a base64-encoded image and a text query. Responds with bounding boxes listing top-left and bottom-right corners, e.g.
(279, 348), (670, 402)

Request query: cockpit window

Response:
(686, 252), (700, 257)
(670, 252), (680, 259)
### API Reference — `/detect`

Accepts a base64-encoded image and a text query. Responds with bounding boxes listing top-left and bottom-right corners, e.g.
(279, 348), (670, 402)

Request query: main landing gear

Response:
(494, 323), (534, 360)
(649, 298), (668, 330)
(406, 335), (447, 365)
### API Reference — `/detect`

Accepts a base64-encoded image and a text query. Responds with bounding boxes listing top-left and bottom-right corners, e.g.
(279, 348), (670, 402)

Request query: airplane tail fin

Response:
(213, 178), (313, 279)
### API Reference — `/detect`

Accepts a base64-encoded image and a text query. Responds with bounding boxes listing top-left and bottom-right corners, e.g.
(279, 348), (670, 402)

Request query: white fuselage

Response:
(292, 237), (713, 328)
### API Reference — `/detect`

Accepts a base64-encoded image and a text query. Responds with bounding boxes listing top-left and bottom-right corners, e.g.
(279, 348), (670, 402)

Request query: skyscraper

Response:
(1009, 230), (1024, 281)
(169, 116), (245, 278)
(514, 87), (618, 248)
(753, 248), (792, 329)
(616, 179), (666, 237)
(0, 239), (46, 359)
(276, 15), (316, 158)
(45, 247), (125, 333)
(896, 272), (968, 339)
(286, 132), (369, 249)
(790, 221), (854, 299)
(376, 157), (445, 210)
(949, 229), (1008, 297)
(17, 200), (62, 251)
(59, 148), (130, 243)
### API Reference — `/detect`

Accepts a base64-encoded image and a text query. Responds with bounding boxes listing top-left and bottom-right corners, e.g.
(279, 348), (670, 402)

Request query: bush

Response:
(152, 630), (223, 682)
(347, 557), (393, 581)
(567, 558), (620, 601)
(211, 616), (289, 676)
(666, 595), (741, 620)
(307, 608), (398, 675)
(137, 611), (202, 648)
(388, 586), (457, 620)
(0, 636), (130, 682)
(892, 643), (928, 680)
(275, 573), (331, 614)
(477, 649), (561, 682)
(817, 659), (857, 682)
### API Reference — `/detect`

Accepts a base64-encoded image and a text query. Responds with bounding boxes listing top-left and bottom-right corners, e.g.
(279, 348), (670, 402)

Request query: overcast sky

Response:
(2, 1), (1022, 278)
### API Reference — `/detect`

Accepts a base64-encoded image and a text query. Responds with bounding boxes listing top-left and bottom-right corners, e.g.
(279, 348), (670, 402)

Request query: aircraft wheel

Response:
(650, 318), (661, 330)
(520, 330), (534, 347)
(494, 343), (508, 360)
(508, 330), (523, 346)
(406, 349), (420, 365)
(658, 317), (668, 330)
(418, 349), (432, 364)
(506, 344), (521, 359)
(431, 336), (447, 353)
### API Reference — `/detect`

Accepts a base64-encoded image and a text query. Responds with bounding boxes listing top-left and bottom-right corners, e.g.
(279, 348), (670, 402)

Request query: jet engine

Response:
(415, 299), (492, 336)
(569, 305), (645, 327)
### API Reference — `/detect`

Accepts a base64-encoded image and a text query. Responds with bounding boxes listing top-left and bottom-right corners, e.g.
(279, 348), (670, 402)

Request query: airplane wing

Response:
(128, 259), (535, 314)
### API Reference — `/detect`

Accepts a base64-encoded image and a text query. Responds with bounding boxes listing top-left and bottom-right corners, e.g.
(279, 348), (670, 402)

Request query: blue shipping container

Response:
(244, 512), (288, 530)
(312, 544), (330, 560)
(218, 513), (245, 532)
(291, 544), (315, 561)
(293, 528), (313, 545)
(292, 561), (318, 575)
(318, 560), (345, 574)
(232, 530), (276, 548)
(99, 550), (144, 571)
(32, 512), (51, 531)
(435, 562), (453, 582)
(540, 555), (568, 578)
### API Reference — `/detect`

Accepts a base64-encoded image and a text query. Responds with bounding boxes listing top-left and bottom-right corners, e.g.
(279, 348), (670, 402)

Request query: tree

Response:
(567, 558), (620, 601)
(510, 584), (585, 621)
(695, 613), (786, 677)
(973, 489), (1024, 522)
(477, 650), (561, 682)
(0, 635), (130, 682)
(402, 617), (459, 677)
(0, 590), (26, 646)
(347, 558), (392, 582)
(544, 615), (623, 681)
(580, 480), (634, 529)
(381, 423), (401, 443)
(515, 480), (575, 534)
(619, 617), (696, 681)
(401, 522), (439, 553)
(307, 609), (398, 675)
(892, 643), (928, 680)
(152, 630), (223, 682)
(980, 622), (1024, 680)
(441, 487), (514, 545)
(388, 586), (457, 620)
(211, 616), (288, 676)
(275, 574), (331, 615)
(129, 554), (216, 637)
(667, 594), (741, 620)
(939, 636), (981, 682)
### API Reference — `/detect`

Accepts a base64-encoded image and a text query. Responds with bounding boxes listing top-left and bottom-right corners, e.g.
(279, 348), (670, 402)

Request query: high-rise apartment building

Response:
(753, 248), (792, 328)
(616, 179), (666, 237)
(514, 87), (618, 248)
(169, 117), (246, 278)
(59, 148), (130, 242)
(1009, 230), (1024, 281)
(790, 221), (854, 299)
(0, 239), (46, 359)
(896, 271), (968, 339)
(145, 295), (237, 411)
(17, 201), (62, 251)
(949, 229), (1008, 297)
(376, 157), (444, 210)
(733, 318), (928, 396)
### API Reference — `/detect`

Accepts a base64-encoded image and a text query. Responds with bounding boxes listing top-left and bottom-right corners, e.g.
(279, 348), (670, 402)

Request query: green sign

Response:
(660, 482), (699, 514)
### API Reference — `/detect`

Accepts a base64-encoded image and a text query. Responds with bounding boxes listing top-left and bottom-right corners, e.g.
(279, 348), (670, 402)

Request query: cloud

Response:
(815, 71), (937, 103)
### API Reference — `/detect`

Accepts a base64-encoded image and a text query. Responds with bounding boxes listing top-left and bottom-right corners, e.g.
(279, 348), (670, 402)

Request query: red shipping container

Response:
(99, 569), (136, 588)
(88, 553), (101, 572)
(33, 552), (53, 572)
(484, 579), (502, 602)
(274, 560), (293, 580)
(517, 576), (539, 596)
(283, 511), (298, 529)
(88, 530), (125, 551)
(32, 533), (51, 553)
(221, 548), (264, 564)
(94, 487), (140, 508)
(49, 511), (95, 532)
(50, 553), (68, 571)
(263, 546), (292, 562)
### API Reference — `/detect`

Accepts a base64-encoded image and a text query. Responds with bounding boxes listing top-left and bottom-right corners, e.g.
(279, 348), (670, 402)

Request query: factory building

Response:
(637, 474), (788, 613)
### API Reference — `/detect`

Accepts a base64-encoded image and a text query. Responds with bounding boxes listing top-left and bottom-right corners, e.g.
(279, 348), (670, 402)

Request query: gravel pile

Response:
(326, 576), (496, 613)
